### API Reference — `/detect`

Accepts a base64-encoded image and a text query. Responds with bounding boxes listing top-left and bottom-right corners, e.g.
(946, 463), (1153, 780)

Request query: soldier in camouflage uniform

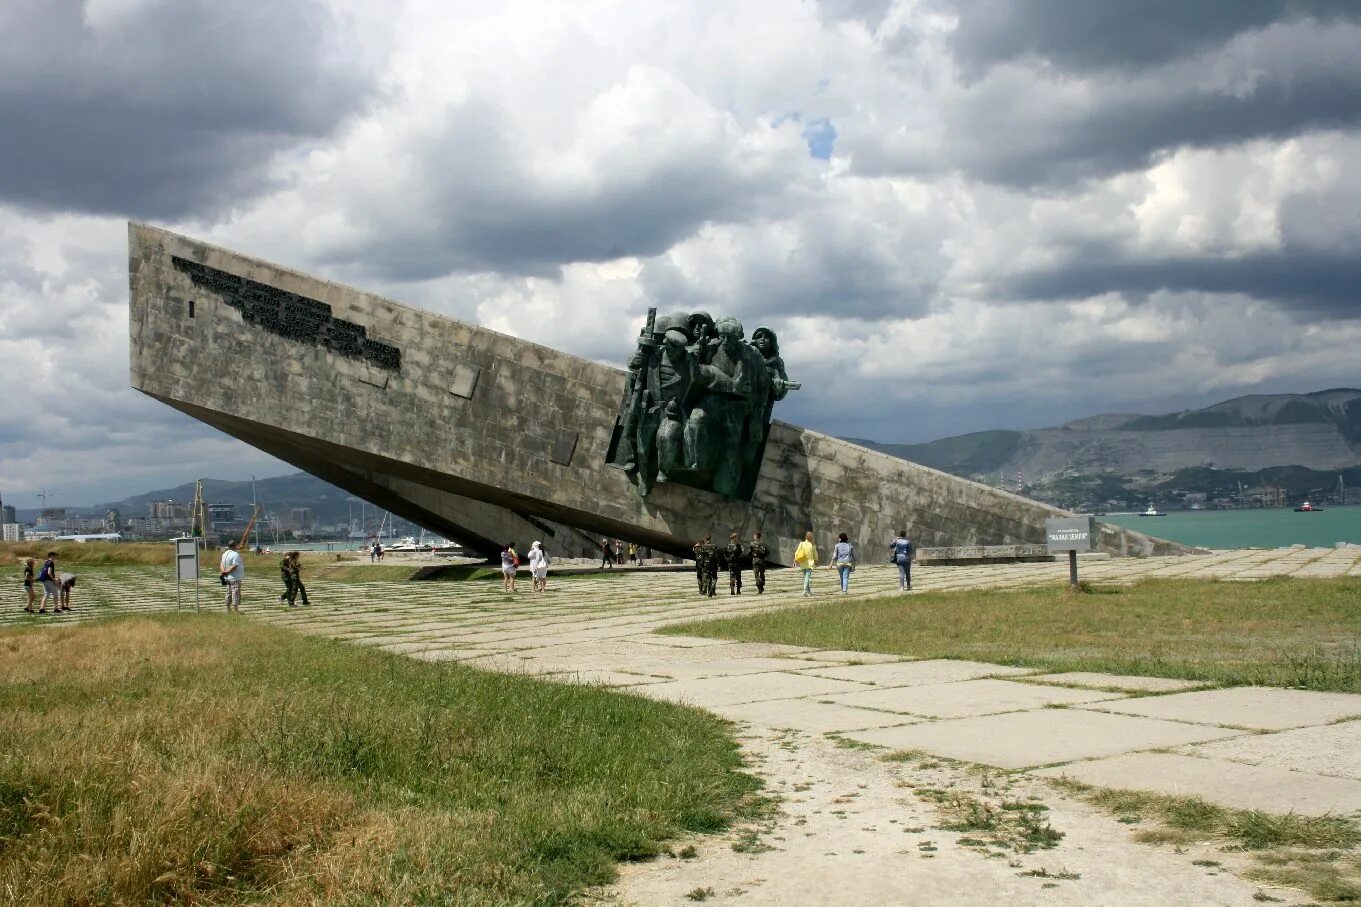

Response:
(724, 532), (744, 595)
(713, 539), (724, 596)
(289, 552), (310, 606)
(693, 534), (717, 596)
(279, 552), (296, 606)
(749, 531), (770, 594)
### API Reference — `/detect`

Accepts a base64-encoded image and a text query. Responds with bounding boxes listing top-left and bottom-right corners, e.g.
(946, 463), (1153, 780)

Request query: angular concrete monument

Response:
(128, 223), (1189, 561)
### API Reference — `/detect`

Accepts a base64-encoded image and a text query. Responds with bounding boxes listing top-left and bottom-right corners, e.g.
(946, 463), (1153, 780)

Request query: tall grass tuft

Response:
(0, 617), (759, 904)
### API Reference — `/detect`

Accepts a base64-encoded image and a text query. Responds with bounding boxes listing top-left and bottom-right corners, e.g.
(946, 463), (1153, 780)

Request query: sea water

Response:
(1100, 505), (1361, 549)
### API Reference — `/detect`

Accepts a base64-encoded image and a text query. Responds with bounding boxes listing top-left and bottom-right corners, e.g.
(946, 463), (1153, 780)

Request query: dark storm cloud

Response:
(853, 13), (1361, 187)
(317, 101), (806, 280)
(944, 0), (1361, 75)
(817, 0), (895, 29)
(1003, 246), (1361, 320)
(0, 0), (376, 219)
(959, 65), (1361, 187)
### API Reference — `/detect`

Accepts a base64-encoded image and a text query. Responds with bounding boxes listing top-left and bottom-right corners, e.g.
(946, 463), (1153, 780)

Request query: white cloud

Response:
(1, 0), (1359, 503)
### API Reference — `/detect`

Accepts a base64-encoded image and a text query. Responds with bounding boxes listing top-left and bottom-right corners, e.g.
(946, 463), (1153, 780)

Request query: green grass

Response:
(0, 617), (760, 905)
(662, 576), (1361, 692)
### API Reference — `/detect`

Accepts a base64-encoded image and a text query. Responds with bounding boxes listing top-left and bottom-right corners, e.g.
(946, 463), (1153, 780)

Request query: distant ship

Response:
(1138, 503), (1166, 517)
(1294, 501), (1323, 513)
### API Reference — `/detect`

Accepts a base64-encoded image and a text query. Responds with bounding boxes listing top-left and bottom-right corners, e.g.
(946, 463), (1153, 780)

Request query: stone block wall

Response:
(129, 223), (1190, 563)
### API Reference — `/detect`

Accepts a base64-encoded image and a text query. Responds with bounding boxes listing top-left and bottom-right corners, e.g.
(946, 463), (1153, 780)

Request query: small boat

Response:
(1294, 501), (1323, 512)
(1138, 503), (1166, 517)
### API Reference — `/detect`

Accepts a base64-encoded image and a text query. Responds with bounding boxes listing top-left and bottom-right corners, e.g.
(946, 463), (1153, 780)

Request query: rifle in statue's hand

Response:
(619, 308), (658, 460)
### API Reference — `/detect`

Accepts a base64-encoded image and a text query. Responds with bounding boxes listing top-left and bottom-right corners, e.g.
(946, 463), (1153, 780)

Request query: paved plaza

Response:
(10, 545), (1361, 904)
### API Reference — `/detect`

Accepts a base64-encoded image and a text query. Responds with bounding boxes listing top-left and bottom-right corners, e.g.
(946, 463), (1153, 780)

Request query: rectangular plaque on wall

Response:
(550, 430), (578, 466)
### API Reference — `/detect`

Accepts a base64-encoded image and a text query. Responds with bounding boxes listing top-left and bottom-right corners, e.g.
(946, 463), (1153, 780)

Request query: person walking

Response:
(281, 552), (310, 606)
(793, 532), (817, 596)
(831, 532), (856, 593)
(501, 542), (519, 592)
(528, 540), (549, 592)
(724, 532), (744, 595)
(37, 551), (61, 613)
(627, 542), (637, 566)
(693, 534), (717, 596)
(692, 536), (708, 594)
(279, 551), (296, 605)
(290, 552), (310, 606)
(58, 573), (77, 611)
(889, 529), (914, 591)
(749, 532), (769, 594)
(219, 541), (244, 612)
(599, 537), (614, 569)
(22, 558), (36, 613)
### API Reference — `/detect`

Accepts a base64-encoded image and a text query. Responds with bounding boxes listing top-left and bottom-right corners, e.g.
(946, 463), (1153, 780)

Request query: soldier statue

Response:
(607, 310), (798, 502)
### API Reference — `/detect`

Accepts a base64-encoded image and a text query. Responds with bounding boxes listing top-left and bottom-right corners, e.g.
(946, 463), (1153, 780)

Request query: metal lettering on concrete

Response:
(172, 256), (401, 371)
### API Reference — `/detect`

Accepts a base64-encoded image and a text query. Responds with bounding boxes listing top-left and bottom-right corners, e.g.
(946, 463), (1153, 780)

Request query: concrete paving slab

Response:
(540, 669), (673, 687)
(1084, 686), (1361, 730)
(792, 650), (907, 664)
(644, 656), (835, 680)
(710, 699), (921, 734)
(796, 658), (1036, 686)
(406, 648), (499, 663)
(622, 634), (746, 648)
(1182, 720), (1361, 780)
(625, 672), (870, 708)
(1021, 672), (1209, 693)
(1033, 752), (1361, 817)
(841, 708), (1245, 769)
(825, 678), (1124, 719)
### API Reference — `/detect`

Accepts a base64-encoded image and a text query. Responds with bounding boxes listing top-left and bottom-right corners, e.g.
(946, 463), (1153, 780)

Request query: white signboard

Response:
(175, 537), (200, 581)
(1045, 517), (1095, 554)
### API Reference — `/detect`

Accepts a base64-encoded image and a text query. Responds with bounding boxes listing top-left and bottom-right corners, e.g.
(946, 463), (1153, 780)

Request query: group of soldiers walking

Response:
(692, 531), (771, 597)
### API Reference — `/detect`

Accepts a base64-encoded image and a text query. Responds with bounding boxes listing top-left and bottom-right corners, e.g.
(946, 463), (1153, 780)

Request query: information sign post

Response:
(175, 536), (201, 612)
(1045, 517), (1095, 589)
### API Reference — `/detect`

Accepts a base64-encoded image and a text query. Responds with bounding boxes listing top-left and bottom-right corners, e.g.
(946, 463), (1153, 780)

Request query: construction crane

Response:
(238, 504), (264, 549)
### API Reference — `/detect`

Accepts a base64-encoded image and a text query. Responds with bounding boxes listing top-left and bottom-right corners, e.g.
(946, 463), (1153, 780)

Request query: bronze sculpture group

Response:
(608, 309), (799, 500)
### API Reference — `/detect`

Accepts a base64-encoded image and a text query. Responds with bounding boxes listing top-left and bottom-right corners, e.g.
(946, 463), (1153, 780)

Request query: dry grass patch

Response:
(0, 616), (759, 905)
(663, 576), (1361, 692)
(1057, 782), (1361, 903)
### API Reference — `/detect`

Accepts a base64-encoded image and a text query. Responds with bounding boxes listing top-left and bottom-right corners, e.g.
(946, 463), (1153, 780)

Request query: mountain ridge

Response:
(854, 388), (1361, 482)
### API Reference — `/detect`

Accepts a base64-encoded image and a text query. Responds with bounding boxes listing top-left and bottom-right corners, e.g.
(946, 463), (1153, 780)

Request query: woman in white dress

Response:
(528, 540), (550, 593)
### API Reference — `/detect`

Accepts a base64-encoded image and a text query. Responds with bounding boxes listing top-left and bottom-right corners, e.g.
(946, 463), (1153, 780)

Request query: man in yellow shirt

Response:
(793, 531), (817, 596)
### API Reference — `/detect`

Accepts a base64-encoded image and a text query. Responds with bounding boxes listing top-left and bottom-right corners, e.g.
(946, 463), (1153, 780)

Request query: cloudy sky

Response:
(2, 0), (1360, 508)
